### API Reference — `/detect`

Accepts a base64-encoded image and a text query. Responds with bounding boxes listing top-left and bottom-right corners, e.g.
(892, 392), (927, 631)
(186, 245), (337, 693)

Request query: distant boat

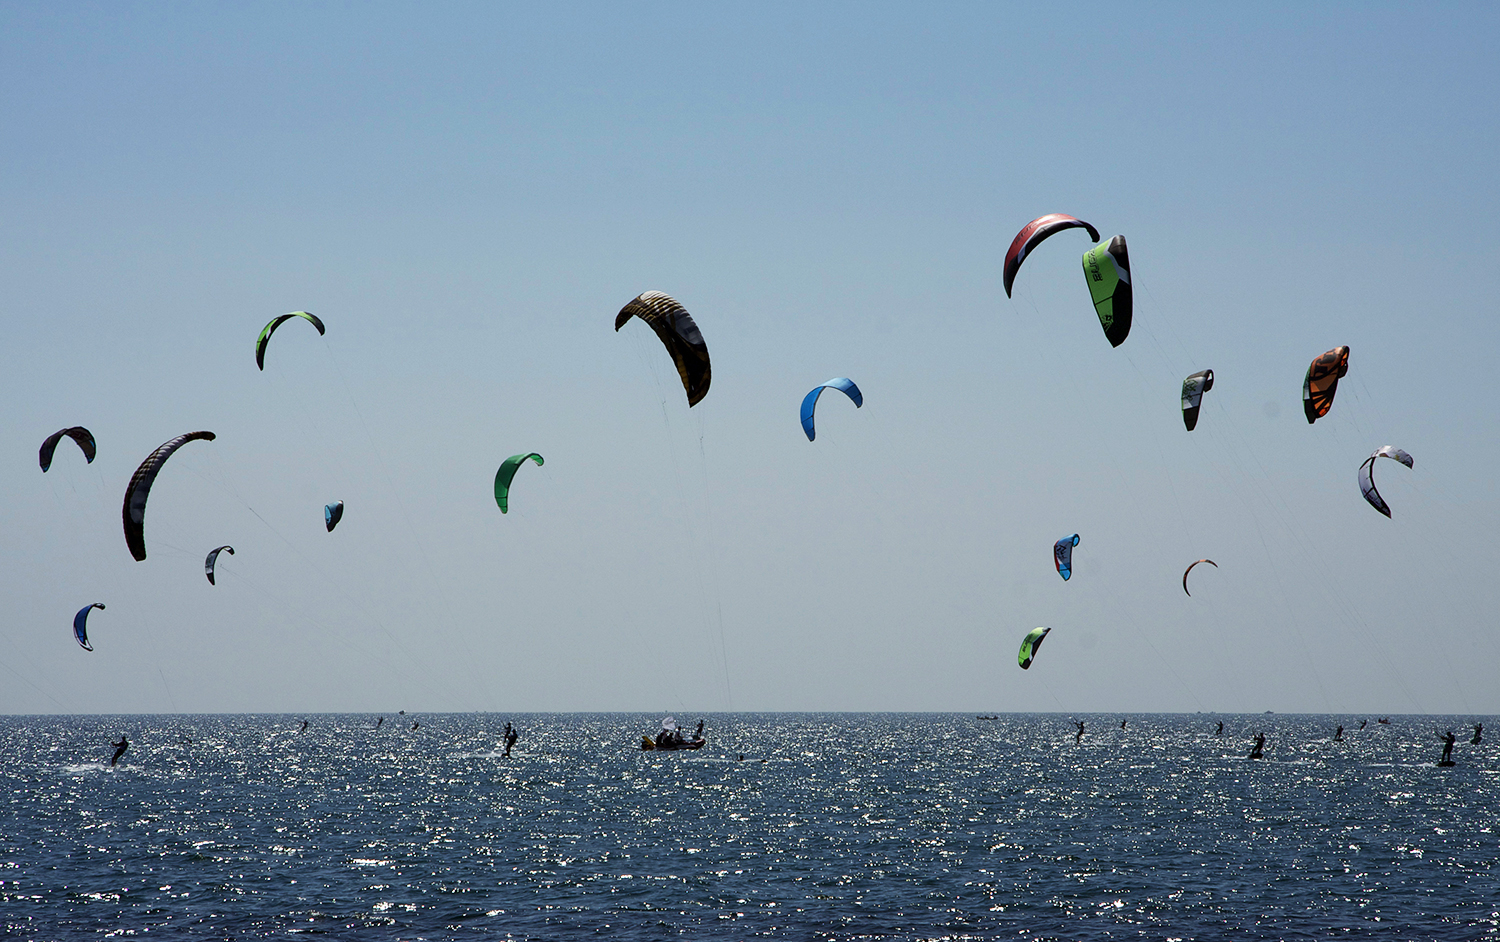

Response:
(641, 716), (704, 751)
(976, 715), (998, 721)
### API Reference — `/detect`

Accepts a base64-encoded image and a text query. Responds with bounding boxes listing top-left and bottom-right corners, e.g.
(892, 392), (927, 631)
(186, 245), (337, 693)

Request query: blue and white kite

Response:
(800, 378), (863, 441)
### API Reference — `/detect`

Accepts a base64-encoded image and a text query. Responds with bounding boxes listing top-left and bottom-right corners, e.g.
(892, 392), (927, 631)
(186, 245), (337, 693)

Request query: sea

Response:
(1, 713), (1495, 940)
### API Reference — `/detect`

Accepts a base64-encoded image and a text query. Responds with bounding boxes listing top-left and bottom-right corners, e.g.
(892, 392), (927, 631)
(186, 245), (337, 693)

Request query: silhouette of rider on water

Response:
(109, 735), (129, 766)
(1440, 730), (1456, 763)
(1473, 724), (1483, 745)
(1075, 720), (1085, 743)
(1249, 733), (1265, 759)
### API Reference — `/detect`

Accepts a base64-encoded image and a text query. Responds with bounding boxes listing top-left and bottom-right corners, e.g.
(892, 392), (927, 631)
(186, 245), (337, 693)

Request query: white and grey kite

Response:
(1359, 446), (1413, 518)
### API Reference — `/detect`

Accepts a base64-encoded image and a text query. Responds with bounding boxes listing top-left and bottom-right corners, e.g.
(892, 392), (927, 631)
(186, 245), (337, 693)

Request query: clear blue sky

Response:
(3, 3), (1497, 714)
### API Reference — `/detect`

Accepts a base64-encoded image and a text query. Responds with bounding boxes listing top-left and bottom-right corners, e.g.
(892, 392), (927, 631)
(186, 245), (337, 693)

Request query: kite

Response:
(205, 545), (234, 585)
(1181, 370), (1214, 431)
(494, 453), (544, 513)
(615, 292), (711, 406)
(122, 431), (217, 562)
(1003, 214), (1100, 298)
(1081, 236), (1132, 347)
(800, 378), (863, 441)
(1303, 346), (1349, 424)
(39, 427), (97, 472)
(1018, 626), (1052, 670)
(1054, 534), (1080, 581)
(1359, 446), (1414, 518)
(255, 311), (326, 370)
(73, 603), (104, 651)
(1183, 559), (1217, 596)
(325, 501), (344, 532)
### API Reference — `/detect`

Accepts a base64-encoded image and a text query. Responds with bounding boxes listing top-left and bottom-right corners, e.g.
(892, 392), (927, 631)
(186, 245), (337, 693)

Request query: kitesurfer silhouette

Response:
(375, 717), (384, 730)
(1075, 720), (1085, 743)
(1440, 730), (1456, 764)
(300, 720), (309, 732)
(1119, 719), (1127, 730)
(1215, 721), (1224, 736)
(1249, 733), (1265, 759)
(1334, 725), (1344, 742)
(109, 735), (129, 766)
(1359, 719), (1367, 730)
(1472, 723), (1483, 745)
(503, 722), (518, 757)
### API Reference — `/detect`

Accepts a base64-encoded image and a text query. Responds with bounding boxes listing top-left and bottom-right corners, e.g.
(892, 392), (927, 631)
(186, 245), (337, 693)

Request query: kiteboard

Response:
(1437, 760), (1456, 767)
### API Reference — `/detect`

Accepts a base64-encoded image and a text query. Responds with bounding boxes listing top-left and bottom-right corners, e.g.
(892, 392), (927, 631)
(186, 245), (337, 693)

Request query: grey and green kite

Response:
(1081, 236), (1132, 347)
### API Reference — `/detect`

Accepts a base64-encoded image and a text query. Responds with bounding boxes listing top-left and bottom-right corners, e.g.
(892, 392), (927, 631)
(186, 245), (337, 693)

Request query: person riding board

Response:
(1472, 724), (1483, 745)
(109, 735), (129, 767)
(1215, 721), (1224, 736)
(1334, 725), (1344, 742)
(1075, 720), (1085, 743)
(1249, 733), (1265, 759)
(1440, 730), (1456, 763)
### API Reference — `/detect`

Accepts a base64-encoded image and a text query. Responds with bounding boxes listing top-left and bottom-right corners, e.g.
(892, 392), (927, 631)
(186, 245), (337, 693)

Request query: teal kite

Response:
(494, 453), (544, 513)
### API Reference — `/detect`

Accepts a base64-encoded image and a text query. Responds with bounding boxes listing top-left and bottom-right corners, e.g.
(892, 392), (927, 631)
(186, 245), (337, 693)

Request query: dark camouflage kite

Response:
(122, 431), (217, 562)
(615, 292), (711, 407)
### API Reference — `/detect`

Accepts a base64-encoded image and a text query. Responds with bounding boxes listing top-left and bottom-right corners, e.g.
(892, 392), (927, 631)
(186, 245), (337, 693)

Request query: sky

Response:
(2, 2), (1498, 715)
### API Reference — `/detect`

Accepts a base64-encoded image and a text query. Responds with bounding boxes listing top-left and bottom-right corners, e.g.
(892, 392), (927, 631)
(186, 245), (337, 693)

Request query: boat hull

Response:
(641, 736), (705, 751)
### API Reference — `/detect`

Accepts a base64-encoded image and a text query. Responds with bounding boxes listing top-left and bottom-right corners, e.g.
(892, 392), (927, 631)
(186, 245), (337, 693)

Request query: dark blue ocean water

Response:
(2, 713), (1495, 940)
